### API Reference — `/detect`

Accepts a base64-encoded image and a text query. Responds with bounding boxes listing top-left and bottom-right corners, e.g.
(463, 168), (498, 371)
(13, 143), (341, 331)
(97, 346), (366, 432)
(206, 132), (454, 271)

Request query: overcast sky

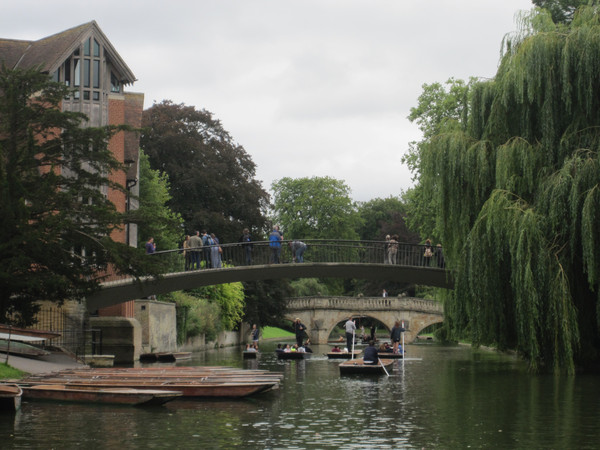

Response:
(3, 0), (533, 202)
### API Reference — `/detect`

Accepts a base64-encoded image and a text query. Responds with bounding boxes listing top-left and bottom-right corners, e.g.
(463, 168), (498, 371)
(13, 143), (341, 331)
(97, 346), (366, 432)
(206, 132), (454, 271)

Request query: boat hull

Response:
(0, 384), (22, 412)
(339, 358), (394, 375)
(277, 352), (306, 360)
(21, 385), (181, 406)
(326, 351), (362, 359)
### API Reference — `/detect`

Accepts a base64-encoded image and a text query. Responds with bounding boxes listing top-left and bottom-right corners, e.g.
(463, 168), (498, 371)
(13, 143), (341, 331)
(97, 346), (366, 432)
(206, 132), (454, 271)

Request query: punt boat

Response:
(339, 358), (394, 375)
(21, 384), (182, 406)
(326, 350), (362, 359)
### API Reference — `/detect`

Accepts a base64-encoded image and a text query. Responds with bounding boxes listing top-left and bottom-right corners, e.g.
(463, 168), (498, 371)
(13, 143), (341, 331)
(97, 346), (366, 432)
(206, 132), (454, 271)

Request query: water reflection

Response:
(3, 342), (600, 448)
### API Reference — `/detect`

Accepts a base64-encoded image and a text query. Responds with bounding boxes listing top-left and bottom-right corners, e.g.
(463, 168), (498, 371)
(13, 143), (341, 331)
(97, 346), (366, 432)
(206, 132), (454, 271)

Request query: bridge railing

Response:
(145, 239), (443, 275)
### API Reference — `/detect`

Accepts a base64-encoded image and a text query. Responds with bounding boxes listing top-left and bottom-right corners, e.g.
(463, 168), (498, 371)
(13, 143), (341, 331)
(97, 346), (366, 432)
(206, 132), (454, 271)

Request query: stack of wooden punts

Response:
(339, 358), (394, 375)
(0, 383), (22, 411)
(326, 350), (362, 359)
(16, 366), (283, 399)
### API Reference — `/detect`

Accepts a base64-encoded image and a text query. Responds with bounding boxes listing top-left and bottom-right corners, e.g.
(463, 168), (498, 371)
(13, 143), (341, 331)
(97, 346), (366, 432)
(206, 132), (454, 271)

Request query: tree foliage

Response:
(243, 279), (294, 328)
(0, 67), (158, 326)
(420, 6), (600, 373)
(135, 149), (183, 252)
(271, 176), (361, 240)
(356, 196), (419, 242)
(140, 100), (269, 244)
(532, 0), (591, 23)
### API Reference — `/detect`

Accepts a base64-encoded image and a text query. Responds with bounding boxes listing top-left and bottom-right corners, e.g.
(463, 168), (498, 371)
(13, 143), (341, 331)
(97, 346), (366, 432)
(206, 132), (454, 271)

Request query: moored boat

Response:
(0, 383), (22, 412)
(0, 339), (50, 357)
(243, 351), (258, 359)
(21, 384), (182, 406)
(339, 358), (394, 375)
(139, 351), (192, 363)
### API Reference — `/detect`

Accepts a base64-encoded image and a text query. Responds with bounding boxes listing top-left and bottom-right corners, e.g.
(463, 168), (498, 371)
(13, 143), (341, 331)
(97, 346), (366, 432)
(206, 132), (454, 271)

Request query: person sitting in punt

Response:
(363, 340), (379, 365)
(290, 345), (298, 352)
(331, 345), (342, 353)
(303, 340), (313, 353)
(283, 344), (291, 352)
(379, 342), (393, 353)
(275, 344), (284, 353)
(245, 344), (257, 352)
(297, 345), (306, 353)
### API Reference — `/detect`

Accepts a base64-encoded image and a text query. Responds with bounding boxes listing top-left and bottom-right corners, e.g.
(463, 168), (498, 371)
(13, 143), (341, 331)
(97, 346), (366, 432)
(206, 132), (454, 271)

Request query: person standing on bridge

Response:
(269, 225), (283, 263)
(294, 318), (307, 347)
(390, 320), (405, 354)
(345, 317), (356, 353)
(188, 231), (203, 270)
(145, 237), (156, 254)
(387, 234), (399, 264)
(239, 228), (253, 265)
(289, 240), (307, 263)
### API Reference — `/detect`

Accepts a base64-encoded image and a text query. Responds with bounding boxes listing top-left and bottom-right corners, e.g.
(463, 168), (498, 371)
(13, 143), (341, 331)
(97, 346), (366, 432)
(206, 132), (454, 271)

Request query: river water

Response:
(3, 341), (600, 449)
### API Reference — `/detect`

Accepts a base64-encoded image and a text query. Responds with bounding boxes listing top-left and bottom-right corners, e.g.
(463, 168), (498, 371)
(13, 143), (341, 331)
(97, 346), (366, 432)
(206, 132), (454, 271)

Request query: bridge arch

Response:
(285, 296), (444, 344)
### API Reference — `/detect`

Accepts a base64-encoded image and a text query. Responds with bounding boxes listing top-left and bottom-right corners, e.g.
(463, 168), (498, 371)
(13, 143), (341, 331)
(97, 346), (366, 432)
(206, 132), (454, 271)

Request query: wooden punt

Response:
(21, 384), (182, 406)
(326, 350), (362, 359)
(376, 352), (403, 359)
(20, 380), (277, 398)
(139, 351), (192, 363)
(339, 358), (394, 375)
(276, 351), (307, 360)
(0, 339), (50, 357)
(0, 383), (22, 412)
(243, 351), (258, 359)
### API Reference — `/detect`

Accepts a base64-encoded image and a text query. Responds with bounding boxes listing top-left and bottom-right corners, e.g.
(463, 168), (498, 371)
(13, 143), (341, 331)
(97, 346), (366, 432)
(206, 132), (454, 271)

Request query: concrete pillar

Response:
(89, 316), (141, 364)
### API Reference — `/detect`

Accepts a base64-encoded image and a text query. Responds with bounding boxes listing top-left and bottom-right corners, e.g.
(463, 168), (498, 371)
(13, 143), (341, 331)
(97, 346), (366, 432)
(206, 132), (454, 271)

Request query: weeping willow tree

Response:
(421, 6), (600, 373)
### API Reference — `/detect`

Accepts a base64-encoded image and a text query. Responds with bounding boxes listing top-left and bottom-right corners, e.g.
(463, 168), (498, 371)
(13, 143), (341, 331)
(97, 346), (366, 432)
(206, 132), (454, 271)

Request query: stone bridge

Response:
(285, 296), (444, 344)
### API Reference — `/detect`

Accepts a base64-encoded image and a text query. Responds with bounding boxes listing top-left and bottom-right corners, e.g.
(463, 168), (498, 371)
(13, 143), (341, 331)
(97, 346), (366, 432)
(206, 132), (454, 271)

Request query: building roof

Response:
(0, 21), (136, 85)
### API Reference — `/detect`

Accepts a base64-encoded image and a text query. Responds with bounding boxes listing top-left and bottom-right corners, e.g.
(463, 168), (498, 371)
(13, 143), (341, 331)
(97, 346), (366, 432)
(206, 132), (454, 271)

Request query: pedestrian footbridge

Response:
(86, 239), (452, 313)
(286, 296), (444, 344)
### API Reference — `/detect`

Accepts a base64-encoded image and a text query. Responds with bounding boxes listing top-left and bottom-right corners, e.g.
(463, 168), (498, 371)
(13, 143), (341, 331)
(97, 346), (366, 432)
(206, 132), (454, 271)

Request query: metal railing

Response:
(143, 239), (445, 275)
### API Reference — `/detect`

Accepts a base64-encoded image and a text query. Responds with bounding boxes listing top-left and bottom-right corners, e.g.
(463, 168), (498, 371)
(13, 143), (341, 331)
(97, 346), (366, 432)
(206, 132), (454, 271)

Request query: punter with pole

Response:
(345, 316), (356, 354)
(390, 320), (405, 355)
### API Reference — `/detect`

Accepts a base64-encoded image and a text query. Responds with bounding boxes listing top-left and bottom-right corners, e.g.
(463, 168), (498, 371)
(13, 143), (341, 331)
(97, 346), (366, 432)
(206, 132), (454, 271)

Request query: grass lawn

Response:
(261, 326), (294, 340)
(0, 362), (26, 380)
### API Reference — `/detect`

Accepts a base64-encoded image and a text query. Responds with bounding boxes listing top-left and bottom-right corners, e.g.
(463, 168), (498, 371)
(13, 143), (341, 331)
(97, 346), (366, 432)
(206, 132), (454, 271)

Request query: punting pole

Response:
(351, 328), (355, 360)
(401, 320), (405, 364)
(379, 357), (390, 377)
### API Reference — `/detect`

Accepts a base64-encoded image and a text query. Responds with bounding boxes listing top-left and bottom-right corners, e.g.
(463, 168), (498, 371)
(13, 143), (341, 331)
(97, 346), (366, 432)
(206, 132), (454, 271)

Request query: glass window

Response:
(84, 59), (90, 88)
(84, 91), (90, 100)
(74, 47), (80, 56)
(52, 68), (60, 82)
(84, 38), (90, 56)
(74, 59), (80, 87)
(93, 60), (100, 88)
(110, 72), (120, 93)
(64, 59), (71, 86)
(93, 39), (100, 57)
(74, 91), (80, 99)
(93, 91), (100, 101)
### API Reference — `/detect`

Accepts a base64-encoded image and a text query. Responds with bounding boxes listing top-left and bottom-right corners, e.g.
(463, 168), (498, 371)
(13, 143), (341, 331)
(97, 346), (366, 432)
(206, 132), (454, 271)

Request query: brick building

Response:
(0, 22), (145, 356)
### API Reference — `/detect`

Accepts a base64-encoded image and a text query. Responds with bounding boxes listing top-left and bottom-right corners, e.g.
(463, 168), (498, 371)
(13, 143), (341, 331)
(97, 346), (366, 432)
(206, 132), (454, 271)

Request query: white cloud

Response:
(1, 0), (533, 201)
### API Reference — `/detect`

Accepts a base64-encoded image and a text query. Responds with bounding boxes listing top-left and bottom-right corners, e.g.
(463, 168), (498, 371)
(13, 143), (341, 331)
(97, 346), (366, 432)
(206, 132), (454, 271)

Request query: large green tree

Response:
(140, 100), (269, 244)
(135, 149), (183, 252)
(0, 67), (158, 325)
(271, 176), (361, 240)
(420, 6), (600, 373)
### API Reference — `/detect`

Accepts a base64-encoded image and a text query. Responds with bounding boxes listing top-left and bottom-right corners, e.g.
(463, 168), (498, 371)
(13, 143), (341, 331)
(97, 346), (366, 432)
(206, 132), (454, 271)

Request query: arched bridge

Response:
(86, 239), (452, 312)
(285, 296), (444, 344)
